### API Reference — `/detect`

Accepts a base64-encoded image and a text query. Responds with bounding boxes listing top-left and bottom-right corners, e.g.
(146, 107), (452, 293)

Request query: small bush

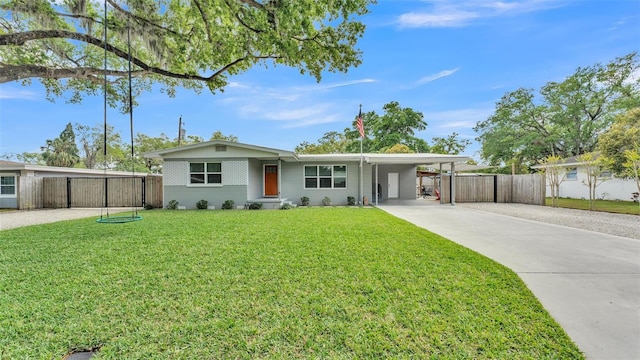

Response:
(166, 200), (179, 210)
(347, 196), (356, 206)
(144, 204), (154, 210)
(222, 200), (235, 210)
(300, 196), (310, 206)
(196, 199), (208, 209)
(248, 202), (263, 210)
(280, 203), (293, 210)
(321, 196), (331, 206)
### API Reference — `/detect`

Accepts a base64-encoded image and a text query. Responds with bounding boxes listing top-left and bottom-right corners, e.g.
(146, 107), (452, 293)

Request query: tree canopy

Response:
(1, 0), (373, 111)
(597, 108), (640, 176)
(41, 122), (80, 167)
(474, 52), (640, 168)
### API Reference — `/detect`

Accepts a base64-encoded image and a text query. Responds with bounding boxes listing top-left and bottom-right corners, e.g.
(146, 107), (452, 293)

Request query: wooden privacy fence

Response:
(440, 174), (545, 205)
(39, 176), (162, 209)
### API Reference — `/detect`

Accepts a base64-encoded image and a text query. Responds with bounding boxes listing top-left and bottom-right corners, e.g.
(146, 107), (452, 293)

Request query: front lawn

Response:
(0, 208), (583, 359)
(546, 197), (640, 215)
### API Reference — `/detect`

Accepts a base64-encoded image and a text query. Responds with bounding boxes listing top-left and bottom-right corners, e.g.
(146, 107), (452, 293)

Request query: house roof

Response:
(145, 141), (472, 165)
(530, 153), (602, 169)
(0, 161), (151, 177)
(143, 140), (297, 160)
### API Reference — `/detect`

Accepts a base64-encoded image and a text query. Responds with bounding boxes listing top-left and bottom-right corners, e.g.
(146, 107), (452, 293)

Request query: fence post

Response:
(142, 177), (146, 207)
(66, 177), (71, 208)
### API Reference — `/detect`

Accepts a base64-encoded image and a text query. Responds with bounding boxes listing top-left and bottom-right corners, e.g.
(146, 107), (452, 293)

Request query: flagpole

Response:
(359, 104), (364, 206)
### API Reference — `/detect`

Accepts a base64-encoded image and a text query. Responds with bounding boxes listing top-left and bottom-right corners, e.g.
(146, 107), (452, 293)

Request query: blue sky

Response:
(1, 0), (638, 162)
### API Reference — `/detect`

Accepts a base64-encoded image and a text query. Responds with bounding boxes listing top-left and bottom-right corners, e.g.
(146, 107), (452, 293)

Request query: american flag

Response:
(356, 108), (365, 138)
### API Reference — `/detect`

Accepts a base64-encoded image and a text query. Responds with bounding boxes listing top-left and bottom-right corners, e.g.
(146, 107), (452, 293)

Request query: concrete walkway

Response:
(378, 202), (640, 360)
(0, 208), (135, 231)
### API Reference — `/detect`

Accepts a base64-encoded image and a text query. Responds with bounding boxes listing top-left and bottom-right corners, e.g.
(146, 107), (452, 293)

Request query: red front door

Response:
(264, 165), (278, 196)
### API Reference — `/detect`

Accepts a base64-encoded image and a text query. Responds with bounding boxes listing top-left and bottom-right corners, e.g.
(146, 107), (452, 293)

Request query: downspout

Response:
(450, 162), (456, 206)
(375, 163), (379, 206)
(439, 163), (443, 205)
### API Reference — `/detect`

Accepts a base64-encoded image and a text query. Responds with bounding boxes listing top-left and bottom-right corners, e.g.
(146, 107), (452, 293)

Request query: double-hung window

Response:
(304, 165), (346, 189)
(0, 176), (16, 196)
(190, 162), (222, 185)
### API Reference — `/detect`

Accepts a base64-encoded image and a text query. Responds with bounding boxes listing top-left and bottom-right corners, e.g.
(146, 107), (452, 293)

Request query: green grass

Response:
(546, 197), (640, 215)
(0, 208), (583, 359)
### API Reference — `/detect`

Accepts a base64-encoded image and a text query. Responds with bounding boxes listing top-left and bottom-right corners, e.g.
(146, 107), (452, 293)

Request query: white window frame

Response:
(189, 162), (222, 186)
(0, 175), (16, 197)
(303, 165), (347, 189)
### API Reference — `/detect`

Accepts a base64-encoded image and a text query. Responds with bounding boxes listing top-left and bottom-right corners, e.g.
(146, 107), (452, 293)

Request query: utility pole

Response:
(178, 116), (183, 146)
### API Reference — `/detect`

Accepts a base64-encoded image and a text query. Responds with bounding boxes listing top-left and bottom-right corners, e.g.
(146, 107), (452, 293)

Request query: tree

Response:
(75, 123), (124, 169)
(539, 155), (566, 208)
(430, 132), (471, 155)
(384, 144), (414, 153)
(345, 101), (429, 153)
(578, 152), (612, 211)
(622, 149), (640, 203)
(1, 0), (373, 111)
(0, 152), (44, 164)
(41, 123), (80, 167)
(295, 131), (349, 154)
(210, 131), (238, 142)
(598, 108), (640, 175)
(475, 53), (640, 168)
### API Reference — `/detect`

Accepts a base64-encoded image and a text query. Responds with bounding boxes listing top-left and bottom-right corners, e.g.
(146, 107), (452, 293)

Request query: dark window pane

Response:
(190, 163), (204, 172)
(1, 186), (15, 195)
(190, 174), (205, 184)
(319, 166), (332, 176)
(208, 174), (222, 184)
(334, 177), (346, 188)
(207, 163), (221, 172)
(305, 178), (317, 188)
(320, 177), (332, 188)
(333, 166), (346, 177)
(304, 166), (317, 176)
(1, 176), (15, 185)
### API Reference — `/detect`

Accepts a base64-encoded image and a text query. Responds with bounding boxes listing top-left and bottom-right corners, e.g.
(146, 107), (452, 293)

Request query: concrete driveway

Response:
(378, 202), (640, 360)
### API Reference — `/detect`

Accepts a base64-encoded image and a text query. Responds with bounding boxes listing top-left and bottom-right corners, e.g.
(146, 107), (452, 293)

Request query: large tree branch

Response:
(0, 64), (146, 84)
(0, 30), (239, 83)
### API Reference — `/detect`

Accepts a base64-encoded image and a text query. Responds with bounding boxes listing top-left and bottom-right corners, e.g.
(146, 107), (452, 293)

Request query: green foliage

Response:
(196, 199), (208, 210)
(295, 131), (348, 154)
(209, 131), (238, 142)
(41, 122), (80, 167)
(75, 123), (124, 169)
(280, 203), (293, 210)
(166, 200), (179, 210)
(0, 209), (584, 358)
(1, 0), (374, 110)
(598, 108), (640, 176)
(300, 196), (310, 206)
(475, 52), (640, 167)
(321, 196), (331, 206)
(222, 200), (235, 210)
(347, 196), (356, 206)
(430, 132), (472, 155)
(247, 202), (263, 210)
(144, 204), (154, 210)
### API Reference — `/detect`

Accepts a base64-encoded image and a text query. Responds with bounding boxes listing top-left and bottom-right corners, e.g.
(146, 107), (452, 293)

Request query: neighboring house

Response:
(0, 160), (150, 209)
(144, 141), (470, 209)
(532, 155), (637, 201)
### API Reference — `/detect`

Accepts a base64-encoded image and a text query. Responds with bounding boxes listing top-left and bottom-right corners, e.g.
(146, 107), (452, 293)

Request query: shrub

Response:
(248, 202), (263, 210)
(222, 200), (235, 210)
(166, 200), (179, 210)
(321, 196), (331, 206)
(196, 199), (208, 209)
(144, 204), (154, 210)
(300, 196), (310, 206)
(347, 196), (356, 206)
(280, 203), (293, 210)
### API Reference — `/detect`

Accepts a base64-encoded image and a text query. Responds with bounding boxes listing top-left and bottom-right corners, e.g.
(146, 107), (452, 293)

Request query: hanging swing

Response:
(98, 0), (141, 224)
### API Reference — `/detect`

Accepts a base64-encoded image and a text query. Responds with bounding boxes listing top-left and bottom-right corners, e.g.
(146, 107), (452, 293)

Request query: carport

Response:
(362, 153), (471, 206)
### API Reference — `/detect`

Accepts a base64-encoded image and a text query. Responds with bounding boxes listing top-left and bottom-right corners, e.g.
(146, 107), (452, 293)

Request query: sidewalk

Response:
(378, 204), (640, 360)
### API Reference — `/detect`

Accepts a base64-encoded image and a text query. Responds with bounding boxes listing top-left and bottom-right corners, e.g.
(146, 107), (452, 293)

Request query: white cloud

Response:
(0, 88), (41, 100)
(417, 68), (460, 85)
(397, 0), (567, 28)
(426, 107), (494, 131)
